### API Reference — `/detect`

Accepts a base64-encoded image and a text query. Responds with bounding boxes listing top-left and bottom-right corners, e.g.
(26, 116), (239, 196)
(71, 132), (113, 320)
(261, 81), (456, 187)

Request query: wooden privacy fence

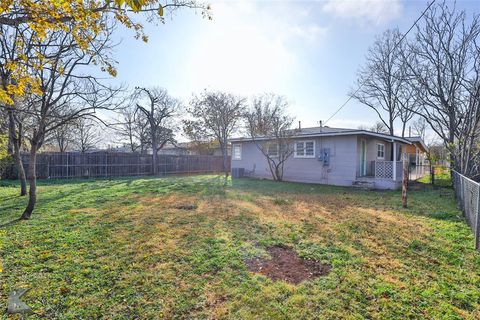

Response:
(18, 152), (229, 179)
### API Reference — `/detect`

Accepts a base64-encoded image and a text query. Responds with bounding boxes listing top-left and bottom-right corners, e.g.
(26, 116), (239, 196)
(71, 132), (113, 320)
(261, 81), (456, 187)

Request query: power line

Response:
(323, 0), (436, 125)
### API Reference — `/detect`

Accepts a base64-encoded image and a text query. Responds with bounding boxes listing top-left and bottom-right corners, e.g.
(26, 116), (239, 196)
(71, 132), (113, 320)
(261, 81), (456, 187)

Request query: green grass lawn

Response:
(1, 175), (479, 319)
(417, 166), (452, 188)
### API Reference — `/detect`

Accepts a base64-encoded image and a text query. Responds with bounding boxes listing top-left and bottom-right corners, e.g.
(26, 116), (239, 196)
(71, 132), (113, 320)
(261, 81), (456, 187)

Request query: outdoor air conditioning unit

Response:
(231, 168), (245, 178)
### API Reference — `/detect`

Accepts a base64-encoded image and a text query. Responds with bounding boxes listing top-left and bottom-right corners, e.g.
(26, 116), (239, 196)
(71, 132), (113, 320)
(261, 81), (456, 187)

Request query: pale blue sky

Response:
(110, 0), (479, 135)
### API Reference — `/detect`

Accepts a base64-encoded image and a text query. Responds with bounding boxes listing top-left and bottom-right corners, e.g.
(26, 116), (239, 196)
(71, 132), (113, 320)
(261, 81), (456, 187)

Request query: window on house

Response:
(266, 143), (279, 157)
(232, 144), (242, 160)
(294, 141), (315, 158)
(377, 143), (385, 159)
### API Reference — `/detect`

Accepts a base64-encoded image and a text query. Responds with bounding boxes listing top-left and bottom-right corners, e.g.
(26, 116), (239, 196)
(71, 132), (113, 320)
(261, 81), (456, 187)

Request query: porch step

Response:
(352, 180), (375, 190)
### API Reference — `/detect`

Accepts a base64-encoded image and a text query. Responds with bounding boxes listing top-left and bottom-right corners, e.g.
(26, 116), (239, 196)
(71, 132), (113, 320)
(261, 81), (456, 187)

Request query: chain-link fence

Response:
(452, 170), (480, 250)
(408, 164), (430, 181)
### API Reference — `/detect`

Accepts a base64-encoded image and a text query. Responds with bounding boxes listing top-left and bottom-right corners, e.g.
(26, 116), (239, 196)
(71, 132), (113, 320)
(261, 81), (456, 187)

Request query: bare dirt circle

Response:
(245, 245), (332, 285)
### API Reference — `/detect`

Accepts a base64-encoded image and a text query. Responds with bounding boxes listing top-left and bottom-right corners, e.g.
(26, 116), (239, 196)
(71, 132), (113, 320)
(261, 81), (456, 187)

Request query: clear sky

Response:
(110, 0), (479, 135)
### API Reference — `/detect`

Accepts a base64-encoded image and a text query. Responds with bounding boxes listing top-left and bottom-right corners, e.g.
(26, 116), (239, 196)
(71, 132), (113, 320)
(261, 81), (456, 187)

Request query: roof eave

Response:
(230, 130), (412, 145)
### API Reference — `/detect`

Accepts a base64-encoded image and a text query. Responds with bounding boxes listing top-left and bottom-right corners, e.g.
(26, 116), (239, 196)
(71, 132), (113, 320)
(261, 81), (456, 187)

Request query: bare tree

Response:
(411, 117), (427, 139)
(17, 21), (121, 219)
(244, 94), (296, 181)
(423, 136), (449, 185)
(74, 118), (101, 153)
(116, 106), (140, 152)
(351, 28), (417, 137)
(370, 121), (389, 133)
(115, 104), (150, 153)
(46, 121), (75, 152)
(132, 87), (179, 173)
(357, 124), (369, 131)
(402, 1), (480, 178)
(185, 90), (245, 180)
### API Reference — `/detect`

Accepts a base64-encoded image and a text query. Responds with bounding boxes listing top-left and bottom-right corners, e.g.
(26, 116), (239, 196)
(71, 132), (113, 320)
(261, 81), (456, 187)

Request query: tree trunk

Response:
(21, 143), (38, 220)
(8, 109), (27, 196)
(220, 142), (229, 181)
(430, 165), (435, 186)
(13, 145), (27, 196)
(275, 164), (283, 182)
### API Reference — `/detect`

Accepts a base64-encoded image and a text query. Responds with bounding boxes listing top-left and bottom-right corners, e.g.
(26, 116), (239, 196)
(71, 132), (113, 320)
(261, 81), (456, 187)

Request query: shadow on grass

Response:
(0, 180), (130, 225)
(231, 177), (358, 196)
(0, 217), (21, 228)
(0, 175), (228, 225)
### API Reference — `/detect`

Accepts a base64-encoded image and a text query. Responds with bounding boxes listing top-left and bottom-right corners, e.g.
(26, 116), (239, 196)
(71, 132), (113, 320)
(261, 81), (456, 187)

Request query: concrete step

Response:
(352, 180), (375, 190)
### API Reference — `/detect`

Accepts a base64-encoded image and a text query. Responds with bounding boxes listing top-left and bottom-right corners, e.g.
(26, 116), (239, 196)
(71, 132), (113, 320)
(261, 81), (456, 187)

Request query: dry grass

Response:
(1, 175), (479, 319)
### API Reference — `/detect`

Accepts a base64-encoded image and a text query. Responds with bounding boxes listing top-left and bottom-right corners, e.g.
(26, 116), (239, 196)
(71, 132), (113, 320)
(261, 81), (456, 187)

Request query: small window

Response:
(232, 144), (242, 160)
(377, 143), (385, 159)
(294, 140), (315, 158)
(266, 143), (279, 157)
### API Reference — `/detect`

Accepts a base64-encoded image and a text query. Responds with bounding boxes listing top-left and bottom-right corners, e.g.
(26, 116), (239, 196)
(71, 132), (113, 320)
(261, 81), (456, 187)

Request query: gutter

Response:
(230, 130), (413, 145)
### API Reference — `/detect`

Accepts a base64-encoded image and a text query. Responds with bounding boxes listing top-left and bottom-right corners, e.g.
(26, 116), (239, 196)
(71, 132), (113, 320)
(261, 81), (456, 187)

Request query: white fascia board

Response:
(230, 130), (412, 145)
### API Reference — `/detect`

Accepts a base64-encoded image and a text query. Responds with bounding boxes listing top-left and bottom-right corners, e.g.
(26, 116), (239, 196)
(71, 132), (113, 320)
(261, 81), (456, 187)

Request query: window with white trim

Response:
(232, 144), (242, 160)
(294, 140), (315, 158)
(377, 143), (385, 159)
(266, 143), (279, 157)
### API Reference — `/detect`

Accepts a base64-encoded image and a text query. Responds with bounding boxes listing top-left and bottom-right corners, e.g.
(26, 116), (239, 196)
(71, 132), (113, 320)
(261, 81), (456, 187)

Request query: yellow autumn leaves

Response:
(0, 0), (166, 105)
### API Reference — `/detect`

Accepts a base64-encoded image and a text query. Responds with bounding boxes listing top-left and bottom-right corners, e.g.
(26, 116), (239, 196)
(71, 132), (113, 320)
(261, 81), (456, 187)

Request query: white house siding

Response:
(231, 135), (358, 187)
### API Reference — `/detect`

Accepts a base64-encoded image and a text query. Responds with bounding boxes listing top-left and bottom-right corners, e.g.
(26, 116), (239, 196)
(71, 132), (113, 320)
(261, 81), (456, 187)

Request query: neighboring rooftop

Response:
(405, 136), (428, 152)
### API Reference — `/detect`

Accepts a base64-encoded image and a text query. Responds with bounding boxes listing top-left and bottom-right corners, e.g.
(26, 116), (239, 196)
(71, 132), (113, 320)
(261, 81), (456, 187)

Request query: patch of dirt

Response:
(245, 246), (331, 284)
(174, 204), (197, 210)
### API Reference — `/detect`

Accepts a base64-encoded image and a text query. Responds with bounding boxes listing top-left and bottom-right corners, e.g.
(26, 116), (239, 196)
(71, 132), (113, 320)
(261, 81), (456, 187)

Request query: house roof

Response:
(230, 126), (414, 145)
(405, 136), (428, 152)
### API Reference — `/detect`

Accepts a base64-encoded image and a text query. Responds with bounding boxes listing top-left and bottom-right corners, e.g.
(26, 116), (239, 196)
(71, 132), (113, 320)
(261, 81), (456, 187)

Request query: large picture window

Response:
(294, 140), (315, 158)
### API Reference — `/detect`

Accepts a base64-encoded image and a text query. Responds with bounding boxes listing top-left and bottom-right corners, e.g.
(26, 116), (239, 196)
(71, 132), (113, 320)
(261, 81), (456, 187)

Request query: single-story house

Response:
(405, 136), (429, 180)
(157, 142), (190, 156)
(230, 126), (428, 190)
(405, 136), (428, 166)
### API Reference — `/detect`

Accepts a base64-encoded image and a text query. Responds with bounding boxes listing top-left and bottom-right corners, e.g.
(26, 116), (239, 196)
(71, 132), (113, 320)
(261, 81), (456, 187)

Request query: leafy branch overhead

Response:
(0, 0), (211, 104)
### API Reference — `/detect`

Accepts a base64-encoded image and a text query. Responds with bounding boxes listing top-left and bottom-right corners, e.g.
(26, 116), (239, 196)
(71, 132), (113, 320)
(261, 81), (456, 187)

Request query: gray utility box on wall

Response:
(231, 168), (245, 178)
(317, 148), (331, 166)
